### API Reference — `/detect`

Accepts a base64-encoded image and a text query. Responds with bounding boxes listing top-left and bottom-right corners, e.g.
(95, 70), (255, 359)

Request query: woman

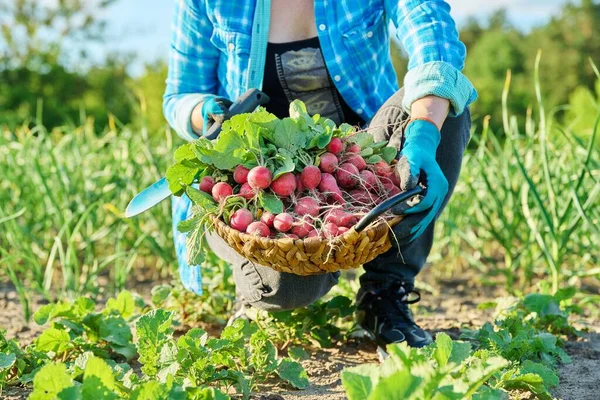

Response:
(163, 0), (475, 350)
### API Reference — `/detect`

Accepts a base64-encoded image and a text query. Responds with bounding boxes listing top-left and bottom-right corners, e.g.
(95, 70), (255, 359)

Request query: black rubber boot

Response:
(356, 280), (432, 351)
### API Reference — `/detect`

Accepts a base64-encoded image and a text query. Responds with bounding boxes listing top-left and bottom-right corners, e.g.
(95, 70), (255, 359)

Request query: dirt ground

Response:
(1, 279), (599, 400)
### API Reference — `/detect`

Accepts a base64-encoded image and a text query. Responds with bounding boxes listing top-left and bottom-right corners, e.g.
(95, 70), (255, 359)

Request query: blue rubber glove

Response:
(200, 96), (232, 136)
(391, 119), (448, 242)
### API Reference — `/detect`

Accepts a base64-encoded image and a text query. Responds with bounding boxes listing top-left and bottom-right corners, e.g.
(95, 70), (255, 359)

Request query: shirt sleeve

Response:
(163, 0), (219, 141)
(385, 0), (477, 116)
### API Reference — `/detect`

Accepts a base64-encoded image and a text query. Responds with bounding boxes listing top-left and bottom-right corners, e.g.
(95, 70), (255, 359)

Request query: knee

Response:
(239, 268), (341, 312)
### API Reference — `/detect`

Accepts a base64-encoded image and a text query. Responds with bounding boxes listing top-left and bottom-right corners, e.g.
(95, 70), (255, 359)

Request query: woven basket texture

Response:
(209, 215), (402, 275)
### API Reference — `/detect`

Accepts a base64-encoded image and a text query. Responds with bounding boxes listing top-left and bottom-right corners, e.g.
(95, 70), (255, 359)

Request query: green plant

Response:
(150, 252), (236, 326)
(342, 290), (578, 400)
(0, 120), (177, 317)
(432, 54), (600, 292)
(251, 295), (355, 348)
(0, 291), (308, 399)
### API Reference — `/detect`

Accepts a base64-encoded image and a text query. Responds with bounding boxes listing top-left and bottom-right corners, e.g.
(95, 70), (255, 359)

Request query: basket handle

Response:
(354, 185), (425, 233)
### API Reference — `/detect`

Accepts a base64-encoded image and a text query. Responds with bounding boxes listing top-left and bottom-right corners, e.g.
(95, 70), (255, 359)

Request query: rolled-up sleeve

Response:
(385, 0), (477, 116)
(163, 0), (219, 141)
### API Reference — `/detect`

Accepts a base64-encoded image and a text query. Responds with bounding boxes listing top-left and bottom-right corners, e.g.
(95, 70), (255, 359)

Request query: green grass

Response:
(432, 57), (600, 293)
(1, 68), (599, 318)
(0, 116), (178, 318)
(1, 67), (599, 399)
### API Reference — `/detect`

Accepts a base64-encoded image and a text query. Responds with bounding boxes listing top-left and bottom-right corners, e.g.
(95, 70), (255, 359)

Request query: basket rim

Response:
(208, 213), (402, 244)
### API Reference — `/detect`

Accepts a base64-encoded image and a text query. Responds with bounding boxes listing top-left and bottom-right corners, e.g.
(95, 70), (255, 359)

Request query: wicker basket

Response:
(209, 214), (403, 275)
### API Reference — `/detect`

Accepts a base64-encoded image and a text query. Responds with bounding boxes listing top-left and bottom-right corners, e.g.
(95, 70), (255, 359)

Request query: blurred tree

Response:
(462, 10), (530, 126)
(566, 79), (600, 142)
(525, 0), (600, 111)
(128, 61), (169, 132)
(0, 0), (134, 130)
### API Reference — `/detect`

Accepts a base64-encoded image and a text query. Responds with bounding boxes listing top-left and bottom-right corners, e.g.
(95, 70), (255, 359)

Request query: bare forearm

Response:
(191, 103), (205, 135)
(410, 96), (450, 130)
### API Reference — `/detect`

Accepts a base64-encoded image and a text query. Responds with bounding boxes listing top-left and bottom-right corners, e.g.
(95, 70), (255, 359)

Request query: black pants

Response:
(206, 89), (471, 311)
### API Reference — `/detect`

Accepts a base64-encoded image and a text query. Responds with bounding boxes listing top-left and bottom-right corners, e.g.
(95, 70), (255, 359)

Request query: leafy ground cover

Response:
(1, 273), (598, 400)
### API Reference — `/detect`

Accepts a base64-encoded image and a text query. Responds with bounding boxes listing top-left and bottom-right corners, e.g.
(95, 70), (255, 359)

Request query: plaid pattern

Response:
(164, 0), (477, 293)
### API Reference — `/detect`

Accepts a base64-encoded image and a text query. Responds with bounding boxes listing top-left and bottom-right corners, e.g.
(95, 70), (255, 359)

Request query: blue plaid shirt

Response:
(164, 0), (476, 294)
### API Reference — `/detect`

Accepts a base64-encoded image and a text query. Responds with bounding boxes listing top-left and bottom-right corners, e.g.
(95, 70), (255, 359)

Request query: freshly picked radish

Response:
(273, 213), (294, 232)
(346, 154), (367, 171)
(326, 137), (343, 154)
(164, 98), (405, 263)
(212, 182), (233, 202)
(300, 166), (322, 190)
(336, 163), (360, 189)
(239, 182), (255, 199)
(319, 153), (339, 174)
(294, 197), (320, 217)
(248, 166), (272, 189)
(200, 176), (215, 193)
(318, 173), (344, 203)
(261, 212), (275, 227)
(292, 219), (313, 238)
(233, 165), (250, 184)
(271, 172), (297, 197)
(247, 221), (270, 237)
(230, 208), (253, 232)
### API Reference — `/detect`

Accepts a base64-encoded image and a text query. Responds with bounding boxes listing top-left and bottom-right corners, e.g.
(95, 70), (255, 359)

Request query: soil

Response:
(1, 279), (599, 400)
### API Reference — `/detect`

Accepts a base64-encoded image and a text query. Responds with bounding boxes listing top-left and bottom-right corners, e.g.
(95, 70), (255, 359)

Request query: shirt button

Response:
(334, 75), (341, 82)
(367, 31), (373, 38)
(357, 108), (363, 114)
(319, 24), (327, 31)
(228, 43), (235, 51)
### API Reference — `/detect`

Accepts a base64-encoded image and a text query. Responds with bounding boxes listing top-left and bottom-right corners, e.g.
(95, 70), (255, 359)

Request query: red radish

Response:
(271, 172), (297, 197)
(318, 173), (344, 203)
(325, 209), (354, 227)
(230, 209), (253, 232)
(391, 170), (401, 187)
(389, 186), (401, 196)
(383, 182), (396, 193)
(336, 163), (360, 189)
(233, 165), (250, 184)
(373, 161), (392, 177)
(294, 197), (320, 217)
(359, 170), (378, 190)
(246, 221), (270, 237)
(346, 154), (367, 171)
(350, 189), (376, 205)
(307, 229), (319, 238)
(261, 212), (275, 227)
(273, 213), (294, 232)
(349, 189), (369, 204)
(285, 234), (299, 239)
(338, 227), (350, 234)
(327, 137), (343, 154)
(199, 176), (215, 194)
(212, 182), (233, 202)
(239, 182), (256, 200)
(323, 222), (339, 237)
(295, 174), (305, 193)
(319, 152), (339, 174)
(292, 219), (312, 238)
(248, 166), (272, 189)
(347, 143), (361, 153)
(300, 166), (322, 190)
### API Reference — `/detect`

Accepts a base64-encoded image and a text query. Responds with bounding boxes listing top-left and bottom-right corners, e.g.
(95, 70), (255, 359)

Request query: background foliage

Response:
(2, 1), (600, 137)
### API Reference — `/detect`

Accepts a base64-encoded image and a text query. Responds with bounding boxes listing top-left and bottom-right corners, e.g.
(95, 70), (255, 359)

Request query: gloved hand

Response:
(390, 119), (448, 244)
(201, 96), (232, 136)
